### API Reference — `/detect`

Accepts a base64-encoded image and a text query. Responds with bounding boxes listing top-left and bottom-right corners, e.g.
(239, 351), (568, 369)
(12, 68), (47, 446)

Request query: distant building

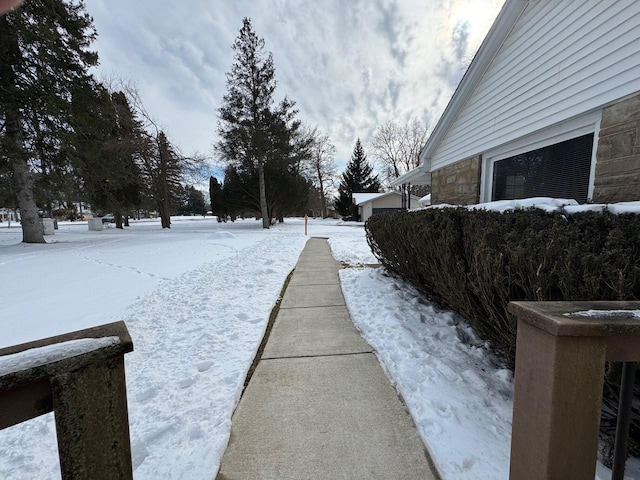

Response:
(353, 191), (421, 222)
(393, 0), (640, 205)
(0, 208), (20, 223)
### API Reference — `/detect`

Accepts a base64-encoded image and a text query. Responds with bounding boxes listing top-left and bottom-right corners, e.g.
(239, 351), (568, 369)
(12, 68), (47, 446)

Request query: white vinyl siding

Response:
(429, 0), (640, 172)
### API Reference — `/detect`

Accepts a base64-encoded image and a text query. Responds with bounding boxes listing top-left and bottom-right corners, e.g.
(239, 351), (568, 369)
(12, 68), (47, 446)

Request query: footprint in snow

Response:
(135, 387), (158, 403)
(196, 361), (214, 372)
(179, 377), (197, 389)
(430, 399), (457, 420)
(422, 419), (443, 436)
(454, 457), (477, 471)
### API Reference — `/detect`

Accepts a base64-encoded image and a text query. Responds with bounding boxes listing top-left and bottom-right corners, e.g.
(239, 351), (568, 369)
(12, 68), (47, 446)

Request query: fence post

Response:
(508, 301), (640, 480)
(51, 356), (133, 479)
(0, 321), (134, 480)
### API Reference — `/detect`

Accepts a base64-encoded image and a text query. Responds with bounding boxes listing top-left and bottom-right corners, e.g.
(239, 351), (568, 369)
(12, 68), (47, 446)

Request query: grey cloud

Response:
(89, 0), (503, 166)
(451, 20), (470, 61)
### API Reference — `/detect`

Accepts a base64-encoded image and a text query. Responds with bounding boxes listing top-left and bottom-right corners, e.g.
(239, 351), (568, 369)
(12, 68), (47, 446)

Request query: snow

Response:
(437, 196), (640, 216)
(0, 337), (120, 376)
(467, 196), (579, 213)
(340, 266), (513, 478)
(567, 310), (640, 320)
(0, 214), (637, 479)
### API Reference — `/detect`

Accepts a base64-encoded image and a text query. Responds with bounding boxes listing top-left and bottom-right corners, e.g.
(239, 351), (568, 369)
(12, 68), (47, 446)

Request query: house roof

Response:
(390, 167), (432, 187)
(352, 192), (388, 205)
(392, 0), (528, 186)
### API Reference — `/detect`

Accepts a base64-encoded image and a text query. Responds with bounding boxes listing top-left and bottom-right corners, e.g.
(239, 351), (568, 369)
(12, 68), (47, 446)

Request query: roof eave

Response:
(390, 167), (432, 187)
(418, 0), (529, 166)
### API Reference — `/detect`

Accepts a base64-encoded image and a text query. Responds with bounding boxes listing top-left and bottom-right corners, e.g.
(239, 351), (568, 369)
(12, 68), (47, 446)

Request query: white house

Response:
(353, 191), (421, 222)
(393, 0), (640, 206)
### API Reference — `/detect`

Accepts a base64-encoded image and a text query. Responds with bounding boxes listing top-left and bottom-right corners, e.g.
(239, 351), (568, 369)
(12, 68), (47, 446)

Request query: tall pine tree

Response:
(217, 18), (274, 229)
(217, 18), (307, 227)
(335, 138), (380, 218)
(0, 0), (98, 242)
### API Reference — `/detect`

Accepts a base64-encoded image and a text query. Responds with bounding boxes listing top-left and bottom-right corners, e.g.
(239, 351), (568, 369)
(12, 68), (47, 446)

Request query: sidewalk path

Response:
(216, 237), (439, 480)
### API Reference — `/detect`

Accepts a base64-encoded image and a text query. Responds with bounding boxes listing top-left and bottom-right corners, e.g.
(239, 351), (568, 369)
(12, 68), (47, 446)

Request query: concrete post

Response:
(508, 301), (640, 480)
(42, 218), (55, 235)
(88, 218), (103, 231)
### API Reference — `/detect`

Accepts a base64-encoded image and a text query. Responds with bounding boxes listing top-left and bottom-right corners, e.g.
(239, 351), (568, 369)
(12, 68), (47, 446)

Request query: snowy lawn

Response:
(0, 214), (637, 479)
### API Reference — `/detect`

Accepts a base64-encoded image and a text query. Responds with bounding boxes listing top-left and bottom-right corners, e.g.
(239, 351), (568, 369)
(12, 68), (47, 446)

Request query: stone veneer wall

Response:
(430, 155), (481, 205)
(593, 93), (640, 203)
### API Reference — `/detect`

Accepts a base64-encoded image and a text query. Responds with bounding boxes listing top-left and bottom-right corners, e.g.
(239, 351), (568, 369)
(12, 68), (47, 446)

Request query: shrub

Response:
(366, 207), (640, 365)
(366, 207), (640, 456)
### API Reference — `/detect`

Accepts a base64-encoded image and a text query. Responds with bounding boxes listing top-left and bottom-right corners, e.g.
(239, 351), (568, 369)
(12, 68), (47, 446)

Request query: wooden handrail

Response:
(0, 321), (134, 480)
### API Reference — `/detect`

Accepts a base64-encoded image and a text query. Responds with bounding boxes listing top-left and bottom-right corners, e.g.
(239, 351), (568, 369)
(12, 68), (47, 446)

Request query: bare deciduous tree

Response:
(304, 127), (336, 218)
(122, 82), (204, 228)
(371, 118), (428, 186)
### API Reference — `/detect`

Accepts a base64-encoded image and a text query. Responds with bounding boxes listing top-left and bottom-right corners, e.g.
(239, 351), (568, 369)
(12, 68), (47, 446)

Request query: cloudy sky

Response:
(89, 0), (505, 174)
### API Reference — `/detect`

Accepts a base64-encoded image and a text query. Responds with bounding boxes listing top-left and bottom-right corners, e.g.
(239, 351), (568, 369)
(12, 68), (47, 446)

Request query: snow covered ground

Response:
(0, 213), (637, 479)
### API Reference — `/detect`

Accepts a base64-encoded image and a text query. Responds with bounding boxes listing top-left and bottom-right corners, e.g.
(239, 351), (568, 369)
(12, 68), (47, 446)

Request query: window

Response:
(491, 133), (594, 203)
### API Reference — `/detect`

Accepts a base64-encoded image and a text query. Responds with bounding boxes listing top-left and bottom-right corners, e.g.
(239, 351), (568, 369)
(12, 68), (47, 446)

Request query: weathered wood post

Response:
(0, 321), (134, 480)
(508, 301), (640, 480)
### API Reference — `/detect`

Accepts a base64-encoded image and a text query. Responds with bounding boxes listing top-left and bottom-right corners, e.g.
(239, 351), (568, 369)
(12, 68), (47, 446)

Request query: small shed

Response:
(353, 191), (421, 222)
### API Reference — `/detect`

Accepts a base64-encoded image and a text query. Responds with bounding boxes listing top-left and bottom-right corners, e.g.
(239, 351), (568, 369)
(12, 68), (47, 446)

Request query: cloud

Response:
(89, 0), (504, 171)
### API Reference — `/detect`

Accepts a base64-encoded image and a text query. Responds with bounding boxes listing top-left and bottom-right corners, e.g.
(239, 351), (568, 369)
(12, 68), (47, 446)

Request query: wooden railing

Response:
(508, 301), (640, 480)
(0, 321), (134, 480)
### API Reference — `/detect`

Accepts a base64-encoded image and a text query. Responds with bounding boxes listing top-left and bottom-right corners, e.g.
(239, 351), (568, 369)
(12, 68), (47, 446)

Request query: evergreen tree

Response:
(70, 86), (145, 228)
(0, 0), (98, 242)
(217, 18), (273, 228)
(177, 185), (206, 216)
(209, 176), (226, 221)
(335, 138), (380, 218)
(217, 18), (308, 227)
(262, 100), (310, 221)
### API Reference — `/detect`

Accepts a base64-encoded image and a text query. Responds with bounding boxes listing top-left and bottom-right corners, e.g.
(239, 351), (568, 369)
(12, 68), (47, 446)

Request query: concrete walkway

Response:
(216, 238), (439, 480)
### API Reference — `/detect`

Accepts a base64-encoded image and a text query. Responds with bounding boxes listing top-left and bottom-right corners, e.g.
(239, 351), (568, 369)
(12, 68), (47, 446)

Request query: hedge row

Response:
(365, 207), (640, 454)
(365, 206), (640, 459)
(366, 207), (640, 366)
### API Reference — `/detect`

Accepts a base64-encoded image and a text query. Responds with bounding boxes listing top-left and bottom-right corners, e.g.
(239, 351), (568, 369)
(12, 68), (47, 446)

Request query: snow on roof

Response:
(352, 192), (389, 205)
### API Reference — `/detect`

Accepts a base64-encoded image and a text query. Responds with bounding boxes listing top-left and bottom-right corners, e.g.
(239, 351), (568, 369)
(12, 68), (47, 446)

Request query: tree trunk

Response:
(160, 196), (171, 228)
(6, 112), (44, 243)
(159, 141), (171, 229)
(258, 160), (269, 229)
(316, 164), (328, 219)
(11, 156), (45, 243)
(320, 190), (327, 219)
(0, 16), (44, 244)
